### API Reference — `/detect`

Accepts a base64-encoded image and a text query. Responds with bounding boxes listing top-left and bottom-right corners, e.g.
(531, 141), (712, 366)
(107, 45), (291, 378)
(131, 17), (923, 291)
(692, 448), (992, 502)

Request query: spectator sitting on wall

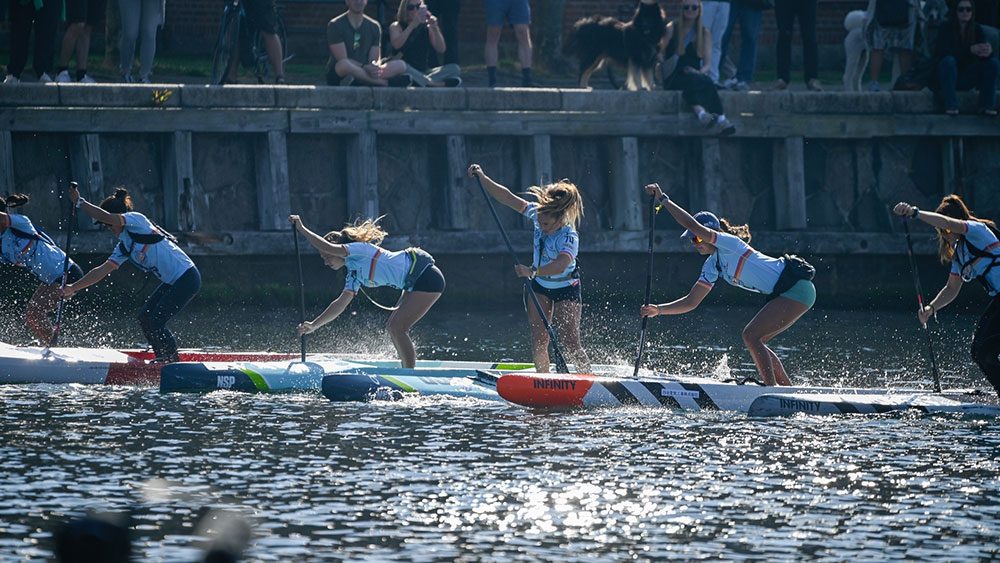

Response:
(4, 0), (60, 83)
(720, 0), (767, 91)
(390, 0), (462, 86)
(327, 0), (410, 87)
(483, 0), (534, 87)
(661, 0), (736, 136)
(226, 0), (287, 84)
(427, 0), (460, 65)
(864, 0), (921, 91)
(934, 0), (998, 115)
(55, 0), (104, 83)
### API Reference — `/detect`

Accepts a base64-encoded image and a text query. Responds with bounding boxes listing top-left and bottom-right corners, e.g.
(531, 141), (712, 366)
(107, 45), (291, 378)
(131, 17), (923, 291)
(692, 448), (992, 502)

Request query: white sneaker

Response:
(55, 70), (72, 83)
(38, 72), (53, 83)
(867, 81), (881, 92)
(79, 74), (96, 84)
(698, 112), (716, 127)
(139, 76), (151, 84)
(3, 75), (20, 85)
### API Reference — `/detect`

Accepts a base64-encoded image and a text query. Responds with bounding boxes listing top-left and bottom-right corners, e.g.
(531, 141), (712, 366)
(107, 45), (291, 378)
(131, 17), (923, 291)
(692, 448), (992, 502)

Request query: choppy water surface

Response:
(1, 305), (999, 560)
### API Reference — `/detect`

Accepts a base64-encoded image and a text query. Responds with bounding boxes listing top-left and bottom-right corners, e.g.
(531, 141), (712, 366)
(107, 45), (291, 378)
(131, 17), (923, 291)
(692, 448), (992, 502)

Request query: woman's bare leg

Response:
(552, 299), (591, 372)
(524, 289), (554, 372)
(742, 297), (809, 385)
(386, 291), (441, 368)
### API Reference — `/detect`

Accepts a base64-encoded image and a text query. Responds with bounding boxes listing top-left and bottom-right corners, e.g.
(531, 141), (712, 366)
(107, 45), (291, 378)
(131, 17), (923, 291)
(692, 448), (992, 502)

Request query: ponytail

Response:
(99, 187), (133, 215)
(934, 194), (1000, 264)
(324, 216), (388, 246)
(0, 193), (30, 212)
(720, 218), (751, 243)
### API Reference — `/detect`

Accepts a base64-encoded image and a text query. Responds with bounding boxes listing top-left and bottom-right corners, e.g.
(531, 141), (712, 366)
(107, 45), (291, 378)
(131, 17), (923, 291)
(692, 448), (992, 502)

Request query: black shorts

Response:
(65, 0), (106, 25)
(409, 265), (445, 293)
(527, 279), (581, 303)
(244, 0), (277, 34)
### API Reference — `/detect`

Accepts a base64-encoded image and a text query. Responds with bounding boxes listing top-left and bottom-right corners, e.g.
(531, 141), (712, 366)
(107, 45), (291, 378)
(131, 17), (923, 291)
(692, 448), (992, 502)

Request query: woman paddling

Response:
(893, 196), (1000, 397)
(0, 194), (83, 344)
(290, 215), (444, 368)
(640, 183), (815, 386)
(63, 186), (201, 363)
(467, 164), (592, 373)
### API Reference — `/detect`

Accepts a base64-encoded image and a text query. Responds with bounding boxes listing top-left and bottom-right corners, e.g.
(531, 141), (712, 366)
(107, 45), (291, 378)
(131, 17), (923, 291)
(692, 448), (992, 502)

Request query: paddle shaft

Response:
(901, 217), (943, 393)
(292, 224), (306, 362)
(473, 174), (570, 373)
(50, 182), (76, 348)
(634, 196), (656, 377)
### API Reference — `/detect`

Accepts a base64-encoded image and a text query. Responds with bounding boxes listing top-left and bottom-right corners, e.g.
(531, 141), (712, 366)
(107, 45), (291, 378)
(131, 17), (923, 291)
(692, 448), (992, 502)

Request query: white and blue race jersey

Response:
(522, 202), (580, 290)
(1, 214), (72, 285)
(697, 231), (784, 294)
(951, 220), (1000, 296)
(108, 212), (194, 284)
(342, 242), (412, 293)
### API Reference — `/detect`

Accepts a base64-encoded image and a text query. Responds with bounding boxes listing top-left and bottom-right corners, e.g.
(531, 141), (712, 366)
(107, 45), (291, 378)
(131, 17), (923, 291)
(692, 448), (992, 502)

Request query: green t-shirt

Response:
(326, 13), (382, 71)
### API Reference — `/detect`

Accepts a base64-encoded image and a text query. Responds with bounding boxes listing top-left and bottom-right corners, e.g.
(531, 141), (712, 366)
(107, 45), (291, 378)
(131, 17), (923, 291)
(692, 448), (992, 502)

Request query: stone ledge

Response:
(466, 87), (562, 111)
(0, 83), (60, 106)
(179, 84), (277, 108)
(372, 87), (467, 111)
(560, 89), (681, 114)
(275, 85), (373, 109)
(58, 83), (181, 108)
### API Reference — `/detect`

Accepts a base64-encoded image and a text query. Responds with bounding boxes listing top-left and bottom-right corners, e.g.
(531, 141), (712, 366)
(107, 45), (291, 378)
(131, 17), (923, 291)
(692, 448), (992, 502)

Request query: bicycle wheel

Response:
(210, 3), (241, 85)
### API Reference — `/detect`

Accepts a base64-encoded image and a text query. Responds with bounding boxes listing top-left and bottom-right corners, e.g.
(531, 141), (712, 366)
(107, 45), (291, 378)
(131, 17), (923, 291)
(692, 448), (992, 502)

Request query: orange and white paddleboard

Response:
(496, 372), (599, 408)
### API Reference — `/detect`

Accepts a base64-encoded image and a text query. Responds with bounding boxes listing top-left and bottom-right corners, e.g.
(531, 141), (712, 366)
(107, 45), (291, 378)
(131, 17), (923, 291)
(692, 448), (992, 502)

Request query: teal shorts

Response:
(779, 279), (816, 309)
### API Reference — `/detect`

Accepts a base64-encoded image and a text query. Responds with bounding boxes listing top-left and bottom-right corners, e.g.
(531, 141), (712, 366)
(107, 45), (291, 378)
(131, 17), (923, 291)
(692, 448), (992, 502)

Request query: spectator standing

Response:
(700, 0), (730, 85)
(661, 0), (736, 135)
(55, 0), (105, 83)
(327, 0), (409, 86)
(774, 0), (821, 90)
(390, 1), (462, 86)
(4, 0), (60, 83)
(720, 0), (768, 90)
(117, 0), (163, 82)
(483, 0), (533, 87)
(426, 0), (460, 65)
(864, 0), (920, 91)
(934, 0), (998, 115)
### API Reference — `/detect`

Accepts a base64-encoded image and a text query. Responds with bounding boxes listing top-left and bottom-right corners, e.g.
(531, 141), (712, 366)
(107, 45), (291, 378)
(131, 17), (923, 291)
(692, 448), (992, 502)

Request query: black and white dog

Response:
(565, 0), (666, 91)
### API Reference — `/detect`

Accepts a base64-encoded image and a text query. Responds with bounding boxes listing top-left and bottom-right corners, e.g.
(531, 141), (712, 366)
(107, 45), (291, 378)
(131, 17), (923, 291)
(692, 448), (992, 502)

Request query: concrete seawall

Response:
(1, 84), (997, 304)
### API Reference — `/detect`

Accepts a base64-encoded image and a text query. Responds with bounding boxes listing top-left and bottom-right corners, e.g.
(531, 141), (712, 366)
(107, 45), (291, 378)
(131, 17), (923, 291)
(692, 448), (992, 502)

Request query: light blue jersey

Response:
(522, 202), (580, 290)
(1, 214), (73, 285)
(109, 212), (195, 284)
(343, 242), (412, 293)
(697, 231), (784, 294)
(950, 220), (1000, 296)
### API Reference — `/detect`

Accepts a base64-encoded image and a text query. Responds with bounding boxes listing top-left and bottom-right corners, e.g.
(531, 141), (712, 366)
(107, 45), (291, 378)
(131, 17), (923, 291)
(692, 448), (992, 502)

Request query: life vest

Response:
(958, 238), (1000, 295)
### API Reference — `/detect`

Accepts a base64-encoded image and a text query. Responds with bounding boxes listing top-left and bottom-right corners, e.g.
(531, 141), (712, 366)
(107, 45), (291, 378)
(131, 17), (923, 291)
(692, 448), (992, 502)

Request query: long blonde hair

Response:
(324, 216), (388, 245)
(527, 180), (585, 229)
(395, 0), (418, 26)
(670, 0), (709, 59)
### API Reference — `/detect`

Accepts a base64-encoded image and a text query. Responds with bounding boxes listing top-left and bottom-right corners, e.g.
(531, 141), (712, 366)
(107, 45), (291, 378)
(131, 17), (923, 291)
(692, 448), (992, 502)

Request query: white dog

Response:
(843, 10), (869, 91)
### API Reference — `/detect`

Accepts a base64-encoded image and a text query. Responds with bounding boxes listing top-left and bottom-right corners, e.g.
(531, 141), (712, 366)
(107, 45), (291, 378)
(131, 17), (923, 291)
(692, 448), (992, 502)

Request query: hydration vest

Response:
(958, 239), (1000, 294)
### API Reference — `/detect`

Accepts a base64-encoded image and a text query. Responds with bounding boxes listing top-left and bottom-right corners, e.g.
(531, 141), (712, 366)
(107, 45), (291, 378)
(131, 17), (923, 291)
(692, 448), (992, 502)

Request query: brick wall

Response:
(165, 0), (868, 65)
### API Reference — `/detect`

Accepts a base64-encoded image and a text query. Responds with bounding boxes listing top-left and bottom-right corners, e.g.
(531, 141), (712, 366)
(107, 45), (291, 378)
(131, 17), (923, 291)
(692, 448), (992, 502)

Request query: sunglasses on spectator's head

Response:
(406, 3), (422, 10)
(353, 30), (361, 50)
(957, 5), (973, 12)
(683, 4), (700, 11)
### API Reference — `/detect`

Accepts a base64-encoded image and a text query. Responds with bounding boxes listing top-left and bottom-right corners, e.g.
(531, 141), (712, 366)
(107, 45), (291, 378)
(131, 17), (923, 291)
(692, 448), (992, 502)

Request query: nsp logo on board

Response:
(217, 375), (237, 389)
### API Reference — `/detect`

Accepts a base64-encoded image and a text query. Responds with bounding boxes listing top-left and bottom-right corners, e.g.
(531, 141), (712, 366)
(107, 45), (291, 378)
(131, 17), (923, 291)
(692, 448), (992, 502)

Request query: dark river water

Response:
(1, 302), (998, 560)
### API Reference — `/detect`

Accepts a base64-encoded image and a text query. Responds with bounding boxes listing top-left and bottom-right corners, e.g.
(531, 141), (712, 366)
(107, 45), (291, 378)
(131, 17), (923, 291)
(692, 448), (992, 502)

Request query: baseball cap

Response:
(680, 211), (720, 239)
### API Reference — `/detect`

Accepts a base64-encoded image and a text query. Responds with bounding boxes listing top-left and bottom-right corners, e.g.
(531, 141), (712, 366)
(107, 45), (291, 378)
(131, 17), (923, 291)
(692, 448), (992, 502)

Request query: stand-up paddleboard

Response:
(162, 359), (534, 394)
(0, 342), (299, 386)
(319, 364), (644, 402)
(747, 392), (1000, 417)
(495, 371), (996, 414)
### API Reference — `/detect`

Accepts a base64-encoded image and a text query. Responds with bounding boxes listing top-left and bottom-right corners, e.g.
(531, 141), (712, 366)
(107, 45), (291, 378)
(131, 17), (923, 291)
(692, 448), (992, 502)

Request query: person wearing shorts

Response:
(483, 0), (533, 87)
(56, 0), (105, 83)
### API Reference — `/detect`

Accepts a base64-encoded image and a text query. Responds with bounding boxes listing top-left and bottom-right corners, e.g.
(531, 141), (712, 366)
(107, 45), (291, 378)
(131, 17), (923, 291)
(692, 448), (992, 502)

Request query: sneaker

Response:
(733, 81), (749, 91)
(714, 115), (736, 136)
(340, 75), (354, 87)
(698, 112), (716, 127)
(806, 78), (823, 91)
(3, 75), (19, 85)
(55, 70), (72, 83)
(139, 76), (151, 84)
(720, 77), (738, 89)
(38, 72), (53, 83)
(867, 81), (881, 92)
(275, 75), (286, 85)
(443, 76), (462, 87)
(80, 74), (96, 84)
(774, 79), (788, 90)
(121, 73), (133, 83)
